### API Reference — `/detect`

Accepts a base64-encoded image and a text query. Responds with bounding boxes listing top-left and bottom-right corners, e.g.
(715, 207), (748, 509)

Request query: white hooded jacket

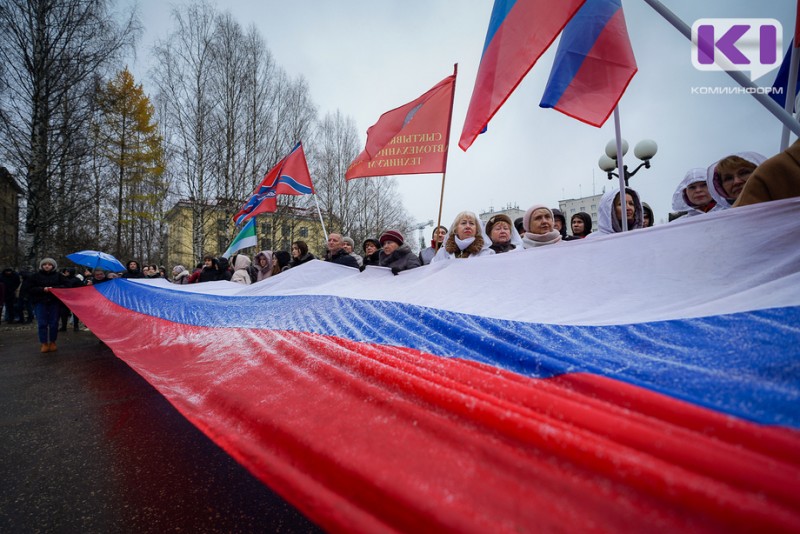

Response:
(671, 168), (725, 218)
(590, 187), (644, 236)
(706, 151), (767, 209)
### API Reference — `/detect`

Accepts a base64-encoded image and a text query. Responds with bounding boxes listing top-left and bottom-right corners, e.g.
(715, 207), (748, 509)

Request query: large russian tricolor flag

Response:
(55, 198), (800, 532)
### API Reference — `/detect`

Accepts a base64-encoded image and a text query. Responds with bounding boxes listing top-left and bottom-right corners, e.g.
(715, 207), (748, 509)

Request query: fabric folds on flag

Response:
(221, 218), (257, 259)
(233, 143), (313, 225)
(345, 74), (455, 179)
(770, 39), (800, 108)
(540, 0), (637, 127)
(53, 198), (800, 533)
(459, 0), (587, 151)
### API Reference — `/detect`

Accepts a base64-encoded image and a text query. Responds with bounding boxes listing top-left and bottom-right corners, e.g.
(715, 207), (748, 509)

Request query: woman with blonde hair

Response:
(431, 211), (494, 262)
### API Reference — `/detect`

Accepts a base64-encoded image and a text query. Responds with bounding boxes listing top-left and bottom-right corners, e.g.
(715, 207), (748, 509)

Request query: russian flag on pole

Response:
(233, 142), (314, 225)
(459, 0), (587, 151)
(539, 0), (637, 127)
(54, 198), (800, 532)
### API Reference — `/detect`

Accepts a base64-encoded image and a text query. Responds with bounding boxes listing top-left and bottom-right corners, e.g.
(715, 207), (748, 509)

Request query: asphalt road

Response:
(0, 322), (321, 533)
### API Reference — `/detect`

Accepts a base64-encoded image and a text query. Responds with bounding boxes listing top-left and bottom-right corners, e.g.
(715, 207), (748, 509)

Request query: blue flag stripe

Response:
(96, 281), (800, 429)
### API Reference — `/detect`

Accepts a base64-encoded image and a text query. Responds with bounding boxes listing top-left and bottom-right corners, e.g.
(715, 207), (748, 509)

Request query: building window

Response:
(281, 224), (291, 237)
(281, 239), (290, 251)
(261, 223), (271, 235)
(299, 226), (308, 238)
(217, 219), (227, 232)
(262, 238), (272, 250)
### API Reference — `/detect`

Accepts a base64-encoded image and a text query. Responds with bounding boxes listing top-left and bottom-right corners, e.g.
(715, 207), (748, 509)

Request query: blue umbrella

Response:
(67, 250), (126, 273)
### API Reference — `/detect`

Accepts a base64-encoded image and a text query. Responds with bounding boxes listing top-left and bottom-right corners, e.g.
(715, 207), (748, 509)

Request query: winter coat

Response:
(216, 257), (232, 282)
(378, 245), (421, 273)
(231, 255), (253, 285)
(26, 268), (65, 305)
(326, 249), (359, 269)
(363, 250), (381, 267)
(198, 259), (220, 283)
(734, 140), (800, 207)
(285, 253), (315, 271)
(253, 251), (274, 282)
(0, 269), (21, 297)
(591, 187), (644, 236)
(122, 261), (144, 279)
(671, 168), (723, 218)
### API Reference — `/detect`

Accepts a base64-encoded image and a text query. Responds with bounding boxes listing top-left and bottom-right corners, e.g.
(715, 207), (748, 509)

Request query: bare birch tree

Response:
(0, 0), (139, 262)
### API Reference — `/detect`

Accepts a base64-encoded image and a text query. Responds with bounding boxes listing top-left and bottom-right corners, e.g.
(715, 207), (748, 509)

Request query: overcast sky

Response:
(125, 0), (795, 229)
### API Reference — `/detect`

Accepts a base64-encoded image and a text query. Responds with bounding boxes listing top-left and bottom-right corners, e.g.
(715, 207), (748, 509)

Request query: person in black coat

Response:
(1, 267), (21, 323)
(26, 258), (66, 352)
(324, 234), (359, 269)
(122, 260), (144, 279)
(362, 238), (381, 267)
(284, 241), (315, 271)
(378, 230), (421, 275)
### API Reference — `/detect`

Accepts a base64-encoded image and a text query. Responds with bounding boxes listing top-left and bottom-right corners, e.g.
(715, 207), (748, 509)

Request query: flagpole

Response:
(435, 64), (459, 245)
(781, 2), (800, 151)
(641, 0), (800, 137)
(613, 107), (628, 232)
(312, 194), (329, 242)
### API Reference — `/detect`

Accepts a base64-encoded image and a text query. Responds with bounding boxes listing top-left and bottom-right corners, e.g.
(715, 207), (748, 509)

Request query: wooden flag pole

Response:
(435, 64), (459, 247)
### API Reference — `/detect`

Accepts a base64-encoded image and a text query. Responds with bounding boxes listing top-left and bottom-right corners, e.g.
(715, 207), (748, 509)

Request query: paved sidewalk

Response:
(0, 323), (320, 533)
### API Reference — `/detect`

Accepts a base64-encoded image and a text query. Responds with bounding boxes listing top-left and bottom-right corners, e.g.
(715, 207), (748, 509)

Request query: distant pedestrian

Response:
(26, 258), (65, 353)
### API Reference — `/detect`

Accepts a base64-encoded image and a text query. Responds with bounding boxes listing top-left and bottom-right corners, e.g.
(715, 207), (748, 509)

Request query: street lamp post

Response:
(415, 220), (434, 250)
(598, 139), (658, 186)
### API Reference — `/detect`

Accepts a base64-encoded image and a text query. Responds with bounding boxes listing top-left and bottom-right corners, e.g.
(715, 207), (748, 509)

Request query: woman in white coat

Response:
(431, 211), (495, 262)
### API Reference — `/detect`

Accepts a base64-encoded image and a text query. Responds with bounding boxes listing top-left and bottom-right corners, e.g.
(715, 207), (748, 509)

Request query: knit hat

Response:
(379, 230), (404, 246)
(172, 265), (186, 275)
(39, 257), (57, 270)
(363, 238), (381, 252)
(342, 237), (355, 248)
(484, 214), (513, 236)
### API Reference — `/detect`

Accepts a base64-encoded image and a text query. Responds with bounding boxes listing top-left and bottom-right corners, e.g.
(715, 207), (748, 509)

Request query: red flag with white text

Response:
(346, 73), (455, 179)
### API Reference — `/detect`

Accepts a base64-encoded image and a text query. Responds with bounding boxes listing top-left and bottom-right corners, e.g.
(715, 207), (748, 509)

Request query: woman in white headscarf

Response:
(521, 205), (562, 248)
(431, 211), (495, 262)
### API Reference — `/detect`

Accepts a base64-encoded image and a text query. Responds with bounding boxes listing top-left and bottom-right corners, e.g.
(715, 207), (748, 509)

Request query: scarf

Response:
(522, 231), (562, 248)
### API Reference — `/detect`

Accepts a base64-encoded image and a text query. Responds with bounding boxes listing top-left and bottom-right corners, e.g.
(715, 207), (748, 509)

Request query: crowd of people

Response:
(5, 141), (800, 353)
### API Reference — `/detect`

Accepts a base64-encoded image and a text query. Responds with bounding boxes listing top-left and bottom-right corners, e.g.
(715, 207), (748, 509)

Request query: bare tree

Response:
(151, 0), (218, 260)
(0, 0), (139, 262)
(311, 110), (360, 237)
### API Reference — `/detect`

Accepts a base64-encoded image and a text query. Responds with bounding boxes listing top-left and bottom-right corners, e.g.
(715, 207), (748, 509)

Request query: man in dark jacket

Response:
(325, 233), (359, 269)
(378, 230), (421, 275)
